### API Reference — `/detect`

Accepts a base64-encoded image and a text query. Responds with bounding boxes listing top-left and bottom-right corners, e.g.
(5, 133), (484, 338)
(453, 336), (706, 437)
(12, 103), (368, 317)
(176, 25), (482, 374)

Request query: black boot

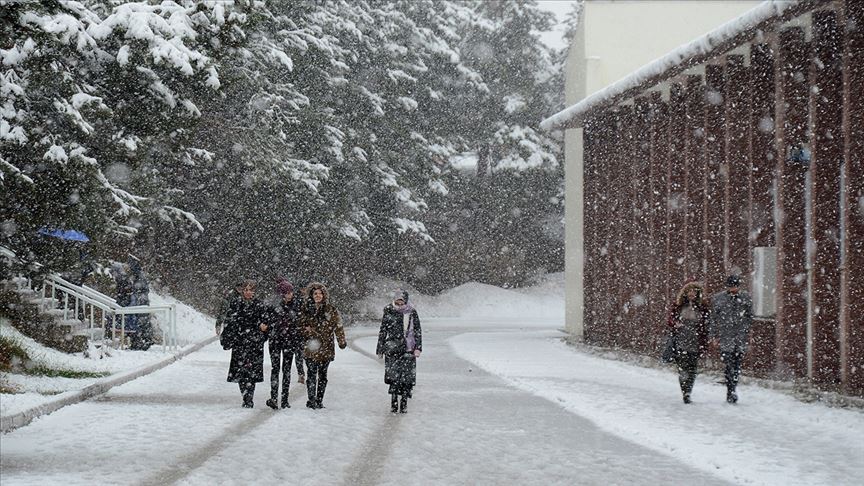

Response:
(281, 395), (290, 409)
(399, 396), (408, 413)
(266, 398), (278, 410)
(391, 394), (399, 413)
(726, 389), (738, 404)
(241, 383), (255, 408)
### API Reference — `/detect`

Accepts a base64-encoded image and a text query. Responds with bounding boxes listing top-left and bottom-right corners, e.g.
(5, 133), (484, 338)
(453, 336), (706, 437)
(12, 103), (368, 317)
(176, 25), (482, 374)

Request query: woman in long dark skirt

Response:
(376, 290), (422, 413)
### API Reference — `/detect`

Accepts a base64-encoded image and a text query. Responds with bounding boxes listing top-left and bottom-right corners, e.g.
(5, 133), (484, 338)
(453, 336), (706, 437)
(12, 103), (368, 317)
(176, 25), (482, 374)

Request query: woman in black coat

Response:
(224, 280), (269, 408)
(376, 290), (422, 413)
(265, 279), (304, 410)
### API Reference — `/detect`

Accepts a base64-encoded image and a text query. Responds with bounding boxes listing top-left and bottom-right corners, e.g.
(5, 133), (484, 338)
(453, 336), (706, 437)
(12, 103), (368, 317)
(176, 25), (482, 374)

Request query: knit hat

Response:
(725, 275), (742, 288)
(276, 280), (294, 295)
(393, 289), (409, 303)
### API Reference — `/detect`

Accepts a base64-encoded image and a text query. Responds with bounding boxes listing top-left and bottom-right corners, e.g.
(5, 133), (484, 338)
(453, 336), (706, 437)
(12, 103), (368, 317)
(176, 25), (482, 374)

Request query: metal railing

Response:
(39, 274), (178, 352)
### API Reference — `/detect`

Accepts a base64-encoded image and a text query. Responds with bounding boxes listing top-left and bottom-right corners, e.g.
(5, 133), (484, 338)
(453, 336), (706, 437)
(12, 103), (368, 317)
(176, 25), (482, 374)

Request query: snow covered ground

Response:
(0, 293), (214, 418)
(2, 275), (862, 485)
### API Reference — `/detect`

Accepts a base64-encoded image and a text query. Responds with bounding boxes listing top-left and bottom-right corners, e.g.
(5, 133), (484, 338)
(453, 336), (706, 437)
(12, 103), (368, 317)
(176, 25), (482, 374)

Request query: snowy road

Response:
(1, 319), (861, 485)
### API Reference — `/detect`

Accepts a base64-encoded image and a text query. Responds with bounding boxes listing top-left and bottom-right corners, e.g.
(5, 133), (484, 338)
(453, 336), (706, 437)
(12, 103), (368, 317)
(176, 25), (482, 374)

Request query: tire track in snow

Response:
(135, 395), (299, 486)
(341, 334), (406, 486)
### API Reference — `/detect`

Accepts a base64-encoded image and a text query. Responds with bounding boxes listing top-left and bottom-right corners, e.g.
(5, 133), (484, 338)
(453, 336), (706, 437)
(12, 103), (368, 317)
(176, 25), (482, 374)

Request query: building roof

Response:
(540, 0), (817, 131)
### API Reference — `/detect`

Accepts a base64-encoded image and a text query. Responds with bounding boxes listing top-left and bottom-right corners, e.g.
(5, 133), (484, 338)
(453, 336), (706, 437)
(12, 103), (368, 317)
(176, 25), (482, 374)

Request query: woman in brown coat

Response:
(300, 282), (346, 409)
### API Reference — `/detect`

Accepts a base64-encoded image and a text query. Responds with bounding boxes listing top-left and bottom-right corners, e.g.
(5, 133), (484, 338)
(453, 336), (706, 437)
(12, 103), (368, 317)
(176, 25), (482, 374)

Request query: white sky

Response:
(536, 0), (578, 50)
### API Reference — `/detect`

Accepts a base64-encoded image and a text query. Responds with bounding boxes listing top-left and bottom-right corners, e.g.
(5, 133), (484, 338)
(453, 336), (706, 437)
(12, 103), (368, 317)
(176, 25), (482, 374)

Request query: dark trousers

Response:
(269, 345), (303, 402)
(306, 360), (330, 405)
(239, 382), (256, 406)
(293, 350), (305, 377)
(721, 350), (744, 393)
(675, 353), (699, 396)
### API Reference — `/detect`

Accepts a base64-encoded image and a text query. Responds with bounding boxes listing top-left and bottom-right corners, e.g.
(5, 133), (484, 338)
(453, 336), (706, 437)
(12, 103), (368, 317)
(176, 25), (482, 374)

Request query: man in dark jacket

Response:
(710, 275), (754, 404)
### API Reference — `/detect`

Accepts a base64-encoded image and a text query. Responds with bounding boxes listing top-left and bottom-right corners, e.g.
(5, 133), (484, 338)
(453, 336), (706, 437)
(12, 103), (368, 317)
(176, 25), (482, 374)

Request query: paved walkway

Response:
(0, 324), (728, 486)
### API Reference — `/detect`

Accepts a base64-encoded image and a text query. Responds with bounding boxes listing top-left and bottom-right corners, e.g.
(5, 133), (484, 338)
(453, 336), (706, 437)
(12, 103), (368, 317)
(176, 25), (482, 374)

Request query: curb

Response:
(1, 335), (218, 434)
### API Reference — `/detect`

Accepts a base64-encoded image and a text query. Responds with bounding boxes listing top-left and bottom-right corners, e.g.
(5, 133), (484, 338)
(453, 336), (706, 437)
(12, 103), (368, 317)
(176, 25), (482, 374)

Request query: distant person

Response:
(710, 275), (754, 404)
(300, 282), (346, 409)
(110, 262), (133, 344)
(376, 290), (422, 413)
(127, 257), (153, 350)
(265, 279), (305, 409)
(667, 280), (710, 404)
(111, 262), (133, 307)
(224, 280), (269, 408)
(216, 281), (244, 337)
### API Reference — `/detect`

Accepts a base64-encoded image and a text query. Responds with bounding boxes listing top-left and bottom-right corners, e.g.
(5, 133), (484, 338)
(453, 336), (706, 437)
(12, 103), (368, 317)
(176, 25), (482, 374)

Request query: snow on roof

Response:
(541, 0), (816, 131)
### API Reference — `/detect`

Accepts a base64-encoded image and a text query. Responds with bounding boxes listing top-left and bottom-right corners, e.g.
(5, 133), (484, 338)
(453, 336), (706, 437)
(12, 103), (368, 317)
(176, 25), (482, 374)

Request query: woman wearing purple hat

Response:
(376, 290), (423, 413)
(265, 279), (305, 409)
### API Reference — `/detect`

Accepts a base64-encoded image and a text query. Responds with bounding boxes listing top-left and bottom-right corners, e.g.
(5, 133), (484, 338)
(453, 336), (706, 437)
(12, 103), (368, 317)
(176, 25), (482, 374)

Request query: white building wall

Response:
(564, 0), (759, 338)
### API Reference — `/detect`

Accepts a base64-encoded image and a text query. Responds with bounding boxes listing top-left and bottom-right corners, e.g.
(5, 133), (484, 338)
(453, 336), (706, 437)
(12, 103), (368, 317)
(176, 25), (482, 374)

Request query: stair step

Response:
(73, 327), (106, 339)
(26, 296), (56, 306)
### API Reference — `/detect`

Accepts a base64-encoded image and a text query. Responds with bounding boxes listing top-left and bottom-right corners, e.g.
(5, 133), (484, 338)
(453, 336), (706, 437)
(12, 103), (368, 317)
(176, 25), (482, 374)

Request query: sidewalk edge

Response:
(1, 336), (218, 434)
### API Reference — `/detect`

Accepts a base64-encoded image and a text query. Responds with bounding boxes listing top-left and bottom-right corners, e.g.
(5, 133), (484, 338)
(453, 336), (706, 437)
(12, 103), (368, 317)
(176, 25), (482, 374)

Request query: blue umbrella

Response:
(37, 228), (90, 242)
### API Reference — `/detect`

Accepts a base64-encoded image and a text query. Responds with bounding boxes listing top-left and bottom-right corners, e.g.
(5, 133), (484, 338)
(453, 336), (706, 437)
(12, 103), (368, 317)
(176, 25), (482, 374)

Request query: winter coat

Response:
(376, 304), (422, 388)
(300, 286), (346, 364)
(709, 290), (754, 354)
(267, 297), (303, 352)
(225, 297), (269, 383)
(114, 273), (133, 307)
(667, 282), (710, 356)
(127, 267), (151, 336)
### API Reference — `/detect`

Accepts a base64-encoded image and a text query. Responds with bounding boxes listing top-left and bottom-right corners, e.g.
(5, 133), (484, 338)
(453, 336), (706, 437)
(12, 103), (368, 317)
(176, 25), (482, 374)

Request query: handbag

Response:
(661, 334), (677, 363)
(220, 322), (237, 350)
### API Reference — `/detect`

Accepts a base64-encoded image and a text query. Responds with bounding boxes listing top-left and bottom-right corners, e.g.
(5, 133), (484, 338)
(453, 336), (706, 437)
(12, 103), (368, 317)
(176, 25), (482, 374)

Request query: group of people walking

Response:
(666, 274), (754, 405)
(217, 280), (422, 413)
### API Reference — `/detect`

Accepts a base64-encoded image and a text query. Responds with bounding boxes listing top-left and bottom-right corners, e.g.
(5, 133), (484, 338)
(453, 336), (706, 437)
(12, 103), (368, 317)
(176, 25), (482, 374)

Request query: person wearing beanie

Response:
(376, 289), (423, 413)
(709, 274), (753, 404)
(265, 279), (305, 409)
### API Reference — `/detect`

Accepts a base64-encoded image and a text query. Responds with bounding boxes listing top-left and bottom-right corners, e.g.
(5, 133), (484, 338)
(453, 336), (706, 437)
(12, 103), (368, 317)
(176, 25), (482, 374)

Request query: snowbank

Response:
(355, 273), (564, 322)
(1, 291), (214, 418)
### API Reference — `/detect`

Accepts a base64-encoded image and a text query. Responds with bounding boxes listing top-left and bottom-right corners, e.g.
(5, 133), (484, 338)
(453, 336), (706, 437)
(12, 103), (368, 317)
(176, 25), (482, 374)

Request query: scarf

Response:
(394, 302), (416, 351)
